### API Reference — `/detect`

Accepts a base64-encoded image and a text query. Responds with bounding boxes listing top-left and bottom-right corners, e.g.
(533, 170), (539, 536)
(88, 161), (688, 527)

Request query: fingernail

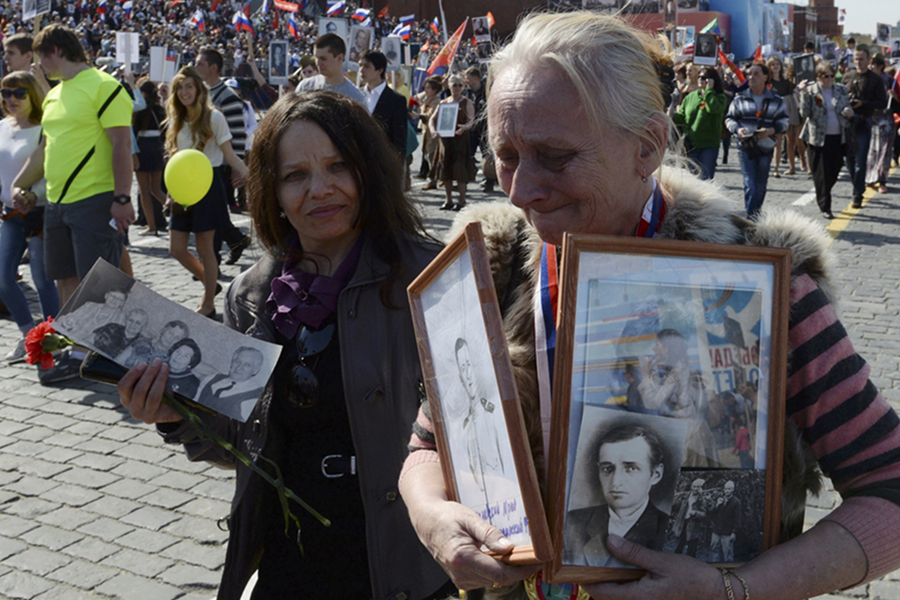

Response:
(150, 358), (161, 368)
(608, 534), (624, 549)
(136, 363), (147, 371)
(497, 537), (513, 549)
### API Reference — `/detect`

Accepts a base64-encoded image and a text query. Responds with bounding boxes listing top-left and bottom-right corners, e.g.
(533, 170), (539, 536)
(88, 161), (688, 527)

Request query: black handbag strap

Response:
(56, 84), (125, 204)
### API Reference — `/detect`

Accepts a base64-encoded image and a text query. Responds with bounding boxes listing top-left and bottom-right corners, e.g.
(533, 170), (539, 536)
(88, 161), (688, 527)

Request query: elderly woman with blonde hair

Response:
(401, 10), (900, 600)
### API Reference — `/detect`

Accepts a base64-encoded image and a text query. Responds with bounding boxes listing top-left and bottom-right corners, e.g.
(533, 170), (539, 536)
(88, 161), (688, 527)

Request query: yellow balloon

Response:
(164, 149), (213, 207)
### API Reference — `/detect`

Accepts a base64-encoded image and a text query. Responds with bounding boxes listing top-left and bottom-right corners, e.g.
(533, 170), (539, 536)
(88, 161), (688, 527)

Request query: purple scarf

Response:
(267, 236), (364, 339)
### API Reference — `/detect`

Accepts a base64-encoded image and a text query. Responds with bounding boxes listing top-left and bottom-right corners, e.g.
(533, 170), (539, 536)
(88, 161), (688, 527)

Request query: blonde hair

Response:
(164, 66), (214, 157)
(766, 55), (784, 82)
(1, 71), (44, 124)
(489, 11), (667, 157)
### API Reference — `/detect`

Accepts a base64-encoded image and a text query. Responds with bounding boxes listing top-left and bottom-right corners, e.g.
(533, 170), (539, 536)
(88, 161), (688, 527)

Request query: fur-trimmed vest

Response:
(447, 170), (830, 561)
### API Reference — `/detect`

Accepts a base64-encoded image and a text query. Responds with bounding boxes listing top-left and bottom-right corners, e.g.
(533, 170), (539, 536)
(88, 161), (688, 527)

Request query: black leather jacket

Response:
(158, 234), (448, 600)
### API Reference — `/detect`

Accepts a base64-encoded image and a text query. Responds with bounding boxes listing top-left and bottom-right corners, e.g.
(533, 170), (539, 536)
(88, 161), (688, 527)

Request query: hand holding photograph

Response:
(53, 259), (281, 423)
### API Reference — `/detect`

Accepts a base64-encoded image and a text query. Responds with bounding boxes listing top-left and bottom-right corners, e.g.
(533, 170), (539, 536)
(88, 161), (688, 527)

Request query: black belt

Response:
(321, 454), (357, 478)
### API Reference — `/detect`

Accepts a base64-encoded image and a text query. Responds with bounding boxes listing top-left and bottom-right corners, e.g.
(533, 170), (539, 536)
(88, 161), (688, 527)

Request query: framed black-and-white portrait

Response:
(268, 40), (289, 85)
(876, 23), (891, 47)
(820, 41), (837, 66)
(892, 39), (900, 59)
(381, 35), (403, 70)
(476, 42), (493, 64)
(435, 102), (460, 138)
(545, 235), (790, 583)
(347, 25), (373, 65)
(472, 16), (491, 44)
(317, 17), (348, 47)
(53, 259), (281, 423)
(794, 53), (815, 84)
(408, 223), (552, 564)
(692, 33), (718, 66)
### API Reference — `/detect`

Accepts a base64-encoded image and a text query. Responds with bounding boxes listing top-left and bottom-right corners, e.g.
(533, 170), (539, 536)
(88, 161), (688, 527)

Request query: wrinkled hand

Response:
(412, 499), (538, 591)
(118, 359), (183, 424)
(582, 535), (722, 600)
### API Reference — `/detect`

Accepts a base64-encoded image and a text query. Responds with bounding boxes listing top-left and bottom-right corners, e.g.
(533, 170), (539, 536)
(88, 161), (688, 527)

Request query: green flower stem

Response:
(160, 392), (331, 551)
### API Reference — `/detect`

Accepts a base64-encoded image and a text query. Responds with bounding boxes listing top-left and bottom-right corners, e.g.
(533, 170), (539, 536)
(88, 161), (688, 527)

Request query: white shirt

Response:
(0, 118), (46, 207)
(175, 109), (232, 167)
(363, 81), (386, 115)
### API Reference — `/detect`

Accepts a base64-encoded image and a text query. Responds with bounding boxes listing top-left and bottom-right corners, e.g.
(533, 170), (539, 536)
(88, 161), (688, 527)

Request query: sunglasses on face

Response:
(288, 322), (336, 408)
(1, 88), (27, 100)
(698, 76), (709, 81)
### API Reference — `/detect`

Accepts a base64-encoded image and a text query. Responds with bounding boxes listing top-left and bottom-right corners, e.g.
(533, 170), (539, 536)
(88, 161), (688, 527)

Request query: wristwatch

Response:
(113, 194), (132, 205)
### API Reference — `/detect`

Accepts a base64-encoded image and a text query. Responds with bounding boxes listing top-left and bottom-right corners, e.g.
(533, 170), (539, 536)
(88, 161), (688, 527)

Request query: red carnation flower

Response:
(25, 317), (59, 370)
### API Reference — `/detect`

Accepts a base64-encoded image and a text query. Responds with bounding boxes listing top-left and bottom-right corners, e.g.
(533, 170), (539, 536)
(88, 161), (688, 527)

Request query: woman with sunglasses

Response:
(116, 91), (452, 600)
(431, 73), (476, 211)
(0, 72), (60, 363)
(799, 61), (853, 219)
(676, 66), (727, 180)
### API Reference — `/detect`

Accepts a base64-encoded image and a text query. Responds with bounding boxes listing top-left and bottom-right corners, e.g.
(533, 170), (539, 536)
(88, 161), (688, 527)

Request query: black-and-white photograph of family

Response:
(418, 247), (530, 548)
(663, 470), (765, 564)
(53, 260), (281, 423)
(564, 408), (687, 568)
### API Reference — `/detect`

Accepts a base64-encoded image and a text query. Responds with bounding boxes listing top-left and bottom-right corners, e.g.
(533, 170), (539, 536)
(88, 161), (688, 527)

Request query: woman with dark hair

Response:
(117, 90), (451, 600)
(165, 337), (202, 399)
(676, 66), (727, 179)
(767, 55), (807, 177)
(133, 77), (167, 235)
(430, 74), (476, 210)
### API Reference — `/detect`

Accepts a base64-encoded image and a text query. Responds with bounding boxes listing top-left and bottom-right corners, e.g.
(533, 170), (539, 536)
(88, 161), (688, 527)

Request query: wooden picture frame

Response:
(435, 102), (460, 138)
(408, 223), (553, 564)
(546, 235), (790, 583)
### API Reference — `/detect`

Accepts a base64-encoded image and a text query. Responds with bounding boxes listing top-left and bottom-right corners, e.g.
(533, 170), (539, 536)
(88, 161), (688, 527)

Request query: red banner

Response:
(274, 0), (299, 13)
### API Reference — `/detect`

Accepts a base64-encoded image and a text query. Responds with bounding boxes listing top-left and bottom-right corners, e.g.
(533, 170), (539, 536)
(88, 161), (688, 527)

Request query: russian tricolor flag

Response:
(123, 0), (132, 19)
(191, 10), (205, 32)
(397, 24), (411, 40)
(430, 17), (439, 35)
(326, 1), (345, 17)
(399, 14), (414, 26)
(352, 8), (370, 22)
(232, 10), (254, 33)
(97, 0), (107, 15)
(287, 12), (299, 39)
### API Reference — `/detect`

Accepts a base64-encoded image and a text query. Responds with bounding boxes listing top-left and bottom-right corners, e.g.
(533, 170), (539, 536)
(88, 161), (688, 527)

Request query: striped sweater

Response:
(209, 81), (247, 158)
(402, 173), (900, 584)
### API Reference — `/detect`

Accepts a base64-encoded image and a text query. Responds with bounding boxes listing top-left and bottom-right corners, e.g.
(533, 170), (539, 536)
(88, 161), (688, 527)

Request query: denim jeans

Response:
(690, 146), (719, 180)
(852, 118), (873, 198)
(739, 150), (773, 219)
(0, 213), (59, 331)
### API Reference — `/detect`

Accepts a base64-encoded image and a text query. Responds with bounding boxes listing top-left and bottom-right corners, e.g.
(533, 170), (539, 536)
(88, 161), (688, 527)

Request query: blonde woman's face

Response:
(176, 78), (198, 108)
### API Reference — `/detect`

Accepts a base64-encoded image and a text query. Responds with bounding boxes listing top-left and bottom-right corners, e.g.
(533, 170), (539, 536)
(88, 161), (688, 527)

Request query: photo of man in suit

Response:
(564, 423), (670, 567)
(196, 346), (264, 421)
(359, 50), (407, 157)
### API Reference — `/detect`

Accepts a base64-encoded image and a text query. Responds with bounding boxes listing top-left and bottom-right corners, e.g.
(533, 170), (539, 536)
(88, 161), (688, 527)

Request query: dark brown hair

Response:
(247, 90), (434, 304)
(33, 24), (87, 64)
(198, 48), (224, 74)
(315, 33), (346, 58)
(1, 71), (45, 124)
(3, 33), (34, 56)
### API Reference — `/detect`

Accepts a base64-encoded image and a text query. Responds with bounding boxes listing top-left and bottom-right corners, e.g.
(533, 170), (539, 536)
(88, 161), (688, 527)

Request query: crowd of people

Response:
(2, 3), (900, 600)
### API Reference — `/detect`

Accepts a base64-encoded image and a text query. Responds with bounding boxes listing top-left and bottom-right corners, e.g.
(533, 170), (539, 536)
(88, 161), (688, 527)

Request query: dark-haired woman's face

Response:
(176, 77), (198, 108)
(168, 345), (196, 374)
(276, 120), (361, 255)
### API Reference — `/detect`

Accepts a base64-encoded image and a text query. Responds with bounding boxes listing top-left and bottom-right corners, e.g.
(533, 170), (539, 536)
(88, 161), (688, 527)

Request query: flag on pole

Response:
(397, 24), (411, 40)
(326, 1), (345, 17)
(486, 12), (495, 28)
(838, 9), (846, 26)
(378, 4), (389, 18)
(232, 10), (254, 33)
(287, 11), (299, 39)
(399, 14), (414, 26)
(262, 0), (269, 12)
(210, 0), (223, 9)
(123, 1), (132, 19)
(191, 10), (205, 32)
(97, 0), (107, 15)
(752, 44), (763, 63)
(719, 49), (746, 84)
(352, 8), (370, 21)
(682, 41), (693, 55)
(241, 0), (252, 16)
(427, 19), (468, 77)
(430, 16), (439, 35)
(700, 18), (719, 35)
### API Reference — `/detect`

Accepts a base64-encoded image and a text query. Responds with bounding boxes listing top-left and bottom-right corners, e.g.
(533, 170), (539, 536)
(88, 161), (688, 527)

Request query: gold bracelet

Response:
(729, 570), (750, 600)
(720, 568), (735, 600)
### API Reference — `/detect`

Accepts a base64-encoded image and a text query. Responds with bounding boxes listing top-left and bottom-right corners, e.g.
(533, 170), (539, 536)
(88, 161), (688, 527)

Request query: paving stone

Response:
(116, 529), (179, 554)
(63, 420), (113, 438)
(3, 392), (49, 407)
(16, 459), (71, 480)
(160, 515), (228, 545)
(142, 488), (195, 510)
(148, 471), (205, 491)
(76, 517), (135, 542)
(34, 447), (83, 464)
(19, 525), (84, 551)
(0, 422), (29, 436)
(33, 587), (99, 600)
(59, 537), (120, 563)
(40, 484), (104, 508)
(0, 536), (26, 561)
(79, 496), (142, 519)
(0, 570), (54, 599)
(158, 562), (220, 589)
(0, 469), (22, 486)
(2, 548), (72, 576)
(110, 460), (169, 483)
(67, 453), (125, 472)
(75, 406), (130, 426)
(0, 406), (40, 423)
(37, 506), (101, 531)
(112, 443), (176, 465)
(26, 413), (79, 431)
(40, 432), (90, 450)
(12, 426), (57, 443)
(100, 548), (174, 578)
(97, 478), (157, 501)
(2, 441), (50, 458)
(94, 573), (183, 600)
(159, 540), (225, 570)
(188, 479), (233, 503)
(45, 559), (119, 590)
(4, 476), (57, 497)
(71, 438), (126, 455)
(120, 506), (180, 531)
(1, 497), (60, 519)
(0, 514), (38, 537)
(53, 467), (121, 490)
(95, 425), (144, 442)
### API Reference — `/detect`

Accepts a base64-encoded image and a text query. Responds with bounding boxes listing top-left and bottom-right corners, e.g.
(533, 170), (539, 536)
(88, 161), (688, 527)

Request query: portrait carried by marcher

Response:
(54, 259), (280, 423)
(547, 234), (791, 583)
(408, 223), (552, 563)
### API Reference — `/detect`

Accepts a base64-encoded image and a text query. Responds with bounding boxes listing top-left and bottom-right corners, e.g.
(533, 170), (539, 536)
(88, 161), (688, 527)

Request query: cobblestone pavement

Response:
(0, 146), (897, 599)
